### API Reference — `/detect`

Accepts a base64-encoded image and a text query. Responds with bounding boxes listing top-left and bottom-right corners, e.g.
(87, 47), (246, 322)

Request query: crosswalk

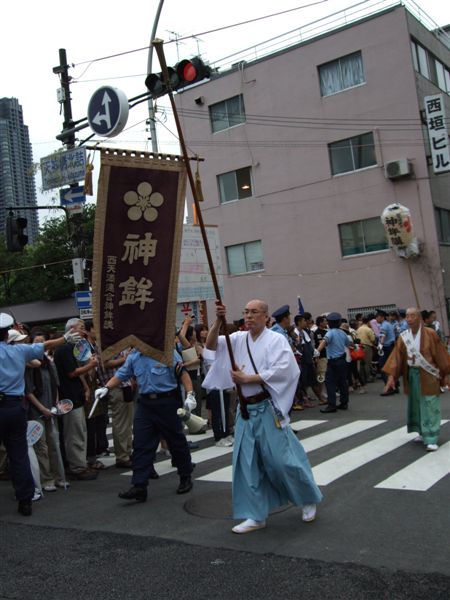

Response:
(105, 419), (450, 493)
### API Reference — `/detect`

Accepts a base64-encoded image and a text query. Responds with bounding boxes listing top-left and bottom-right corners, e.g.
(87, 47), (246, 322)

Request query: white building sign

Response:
(177, 225), (224, 303)
(424, 94), (450, 174)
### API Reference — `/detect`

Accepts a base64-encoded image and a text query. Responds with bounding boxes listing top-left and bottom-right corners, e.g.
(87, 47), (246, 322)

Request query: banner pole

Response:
(152, 40), (248, 414)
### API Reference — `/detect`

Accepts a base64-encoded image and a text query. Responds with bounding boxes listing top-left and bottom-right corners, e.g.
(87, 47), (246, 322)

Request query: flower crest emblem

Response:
(123, 182), (164, 222)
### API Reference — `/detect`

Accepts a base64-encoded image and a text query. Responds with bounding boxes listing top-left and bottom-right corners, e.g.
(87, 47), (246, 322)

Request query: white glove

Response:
(64, 330), (82, 344)
(94, 387), (109, 401)
(313, 349), (320, 358)
(377, 343), (383, 352)
(184, 391), (197, 412)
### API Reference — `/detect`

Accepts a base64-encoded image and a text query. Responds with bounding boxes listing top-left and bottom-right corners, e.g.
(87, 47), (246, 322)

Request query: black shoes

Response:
(18, 499), (32, 516)
(177, 476), (193, 494)
(337, 403), (348, 410)
(380, 390), (395, 396)
(149, 468), (159, 480)
(320, 406), (337, 413)
(118, 486), (147, 502)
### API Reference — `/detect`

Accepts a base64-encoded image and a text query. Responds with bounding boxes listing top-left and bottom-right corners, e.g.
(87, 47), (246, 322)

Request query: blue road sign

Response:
(60, 185), (86, 207)
(87, 87), (129, 138)
(74, 291), (92, 309)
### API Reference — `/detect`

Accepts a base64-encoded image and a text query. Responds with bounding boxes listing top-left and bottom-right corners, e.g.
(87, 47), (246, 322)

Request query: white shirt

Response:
(203, 328), (300, 427)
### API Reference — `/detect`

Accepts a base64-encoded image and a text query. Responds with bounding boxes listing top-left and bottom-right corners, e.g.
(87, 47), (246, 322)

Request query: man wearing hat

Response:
(271, 305), (291, 343)
(316, 312), (352, 413)
(0, 313), (81, 516)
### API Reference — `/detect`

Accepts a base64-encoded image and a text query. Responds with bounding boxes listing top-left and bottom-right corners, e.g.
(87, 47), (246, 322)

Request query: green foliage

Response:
(0, 205), (96, 306)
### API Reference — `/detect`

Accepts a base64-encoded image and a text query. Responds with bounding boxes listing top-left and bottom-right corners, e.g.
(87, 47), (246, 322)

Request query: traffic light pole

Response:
(53, 49), (88, 291)
(152, 39), (249, 417)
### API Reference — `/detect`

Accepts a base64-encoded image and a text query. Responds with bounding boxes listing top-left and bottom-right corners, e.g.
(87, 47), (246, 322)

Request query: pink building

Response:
(175, 4), (450, 328)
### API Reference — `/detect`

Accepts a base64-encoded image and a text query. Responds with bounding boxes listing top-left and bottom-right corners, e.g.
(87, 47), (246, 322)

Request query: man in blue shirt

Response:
(0, 313), (81, 516)
(316, 312), (351, 412)
(271, 305), (291, 343)
(95, 350), (196, 502)
(377, 311), (399, 396)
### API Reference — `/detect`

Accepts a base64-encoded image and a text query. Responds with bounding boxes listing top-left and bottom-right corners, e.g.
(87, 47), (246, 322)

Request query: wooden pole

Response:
(152, 40), (248, 414)
(406, 259), (420, 309)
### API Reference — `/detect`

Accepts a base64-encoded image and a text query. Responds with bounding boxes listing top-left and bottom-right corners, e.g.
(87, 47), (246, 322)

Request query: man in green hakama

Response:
(383, 307), (450, 451)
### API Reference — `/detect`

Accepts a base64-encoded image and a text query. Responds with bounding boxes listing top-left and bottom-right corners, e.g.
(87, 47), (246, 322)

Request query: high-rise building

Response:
(175, 2), (450, 330)
(0, 97), (39, 245)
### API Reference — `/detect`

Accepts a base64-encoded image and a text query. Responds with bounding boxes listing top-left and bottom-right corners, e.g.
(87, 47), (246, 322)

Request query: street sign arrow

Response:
(91, 91), (112, 129)
(60, 185), (86, 206)
(87, 86), (129, 138)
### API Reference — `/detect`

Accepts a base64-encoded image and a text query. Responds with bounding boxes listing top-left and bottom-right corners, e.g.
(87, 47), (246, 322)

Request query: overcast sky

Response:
(2, 0), (450, 214)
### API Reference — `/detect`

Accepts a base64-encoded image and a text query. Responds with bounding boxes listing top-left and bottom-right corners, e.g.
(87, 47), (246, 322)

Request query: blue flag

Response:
(297, 296), (305, 315)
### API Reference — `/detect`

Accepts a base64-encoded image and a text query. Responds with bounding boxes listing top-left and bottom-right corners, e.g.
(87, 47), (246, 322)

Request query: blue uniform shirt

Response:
(380, 321), (396, 346)
(324, 329), (350, 359)
(115, 350), (182, 393)
(398, 320), (408, 334)
(271, 322), (289, 341)
(0, 342), (44, 395)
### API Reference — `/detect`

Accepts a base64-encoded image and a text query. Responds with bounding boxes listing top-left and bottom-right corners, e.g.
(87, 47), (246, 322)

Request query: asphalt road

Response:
(1, 380), (449, 599)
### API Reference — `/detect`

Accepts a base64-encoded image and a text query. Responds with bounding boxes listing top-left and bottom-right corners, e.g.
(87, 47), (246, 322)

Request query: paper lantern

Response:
(381, 203), (419, 258)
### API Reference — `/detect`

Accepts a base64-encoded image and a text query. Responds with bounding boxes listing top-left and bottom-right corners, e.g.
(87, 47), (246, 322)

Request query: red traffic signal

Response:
(145, 56), (211, 99)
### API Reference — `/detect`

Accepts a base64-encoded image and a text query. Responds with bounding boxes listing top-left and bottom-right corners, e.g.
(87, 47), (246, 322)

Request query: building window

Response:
(226, 240), (264, 275)
(210, 95), (246, 133)
(319, 51), (365, 97)
(329, 132), (376, 175)
(411, 39), (450, 94)
(339, 217), (388, 257)
(218, 167), (252, 203)
(435, 207), (450, 243)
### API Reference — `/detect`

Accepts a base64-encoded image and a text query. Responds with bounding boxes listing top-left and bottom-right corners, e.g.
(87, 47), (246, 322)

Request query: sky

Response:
(2, 0), (450, 216)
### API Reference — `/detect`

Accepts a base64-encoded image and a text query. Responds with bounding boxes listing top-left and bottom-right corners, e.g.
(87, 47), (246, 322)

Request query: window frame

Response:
(318, 51), (365, 97)
(209, 94), (246, 133)
(225, 240), (264, 275)
(339, 217), (389, 257)
(435, 207), (450, 244)
(328, 132), (377, 176)
(217, 166), (253, 204)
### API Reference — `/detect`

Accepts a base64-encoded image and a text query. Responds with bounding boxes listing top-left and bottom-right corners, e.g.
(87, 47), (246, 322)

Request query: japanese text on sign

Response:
(40, 148), (87, 191)
(424, 94), (450, 174)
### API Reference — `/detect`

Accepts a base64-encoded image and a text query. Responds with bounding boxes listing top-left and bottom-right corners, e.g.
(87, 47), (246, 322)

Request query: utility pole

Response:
(53, 49), (88, 291)
(147, 0), (165, 153)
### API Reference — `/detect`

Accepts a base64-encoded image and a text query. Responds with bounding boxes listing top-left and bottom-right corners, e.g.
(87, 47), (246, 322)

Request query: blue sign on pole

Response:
(87, 87), (129, 138)
(74, 291), (92, 309)
(60, 185), (86, 207)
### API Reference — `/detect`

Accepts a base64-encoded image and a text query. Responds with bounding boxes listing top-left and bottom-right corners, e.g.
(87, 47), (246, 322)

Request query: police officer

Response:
(95, 348), (196, 502)
(316, 312), (352, 413)
(271, 305), (291, 342)
(0, 313), (81, 516)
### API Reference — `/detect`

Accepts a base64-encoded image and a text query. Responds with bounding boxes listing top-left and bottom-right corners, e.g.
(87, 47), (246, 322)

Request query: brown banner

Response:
(92, 149), (186, 365)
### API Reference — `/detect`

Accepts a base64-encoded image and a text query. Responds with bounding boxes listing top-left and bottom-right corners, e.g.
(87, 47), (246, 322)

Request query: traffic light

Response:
(6, 213), (28, 252)
(145, 57), (211, 99)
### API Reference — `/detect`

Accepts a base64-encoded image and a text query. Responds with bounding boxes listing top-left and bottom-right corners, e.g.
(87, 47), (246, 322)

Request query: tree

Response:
(0, 205), (96, 305)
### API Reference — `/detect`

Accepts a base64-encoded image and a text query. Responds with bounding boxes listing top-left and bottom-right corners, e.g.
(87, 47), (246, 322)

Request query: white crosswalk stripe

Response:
(374, 440), (450, 491)
(312, 420), (449, 486)
(106, 419), (450, 492)
(198, 419), (386, 483)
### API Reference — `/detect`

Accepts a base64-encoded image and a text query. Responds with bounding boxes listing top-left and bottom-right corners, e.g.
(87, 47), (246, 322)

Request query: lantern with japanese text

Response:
(381, 203), (419, 258)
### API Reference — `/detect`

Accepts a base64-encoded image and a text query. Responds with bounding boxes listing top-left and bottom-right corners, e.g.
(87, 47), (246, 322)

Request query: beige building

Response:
(175, 3), (450, 329)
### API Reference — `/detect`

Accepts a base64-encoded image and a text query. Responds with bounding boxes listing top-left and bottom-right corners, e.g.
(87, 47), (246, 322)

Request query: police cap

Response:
(271, 305), (290, 320)
(0, 313), (14, 330)
(326, 312), (342, 322)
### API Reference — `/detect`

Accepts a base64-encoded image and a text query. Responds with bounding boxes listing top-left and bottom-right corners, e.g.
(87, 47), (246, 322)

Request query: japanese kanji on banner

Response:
(92, 149), (186, 364)
(380, 203), (419, 258)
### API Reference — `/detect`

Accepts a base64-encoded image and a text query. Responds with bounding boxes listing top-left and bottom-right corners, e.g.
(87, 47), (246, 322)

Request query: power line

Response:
(71, 1), (329, 69)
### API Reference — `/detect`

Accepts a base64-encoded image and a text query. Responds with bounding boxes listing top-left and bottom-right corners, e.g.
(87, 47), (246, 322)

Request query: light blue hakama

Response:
(232, 400), (323, 522)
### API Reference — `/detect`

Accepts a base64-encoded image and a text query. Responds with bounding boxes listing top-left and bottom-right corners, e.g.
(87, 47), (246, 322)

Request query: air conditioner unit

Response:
(384, 159), (413, 180)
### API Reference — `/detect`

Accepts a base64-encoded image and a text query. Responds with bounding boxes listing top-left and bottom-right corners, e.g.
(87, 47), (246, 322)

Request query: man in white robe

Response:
(204, 299), (322, 534)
